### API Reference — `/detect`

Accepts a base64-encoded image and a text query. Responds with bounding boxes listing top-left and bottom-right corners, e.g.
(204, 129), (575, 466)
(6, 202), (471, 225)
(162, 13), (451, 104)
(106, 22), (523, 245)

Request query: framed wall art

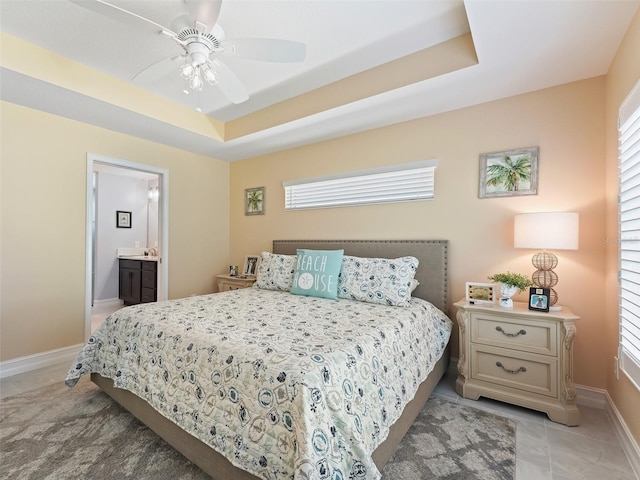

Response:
(465, 282), (496, 304)
(245, 187), (265, 215)
(116, 210), (131, 228)
(479, 146), (539, 198)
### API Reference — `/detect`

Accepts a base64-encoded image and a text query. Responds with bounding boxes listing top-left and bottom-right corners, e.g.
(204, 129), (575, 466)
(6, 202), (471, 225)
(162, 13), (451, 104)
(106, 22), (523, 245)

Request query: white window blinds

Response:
(283, 160), (438, 210)
(619, 78), (640, 391)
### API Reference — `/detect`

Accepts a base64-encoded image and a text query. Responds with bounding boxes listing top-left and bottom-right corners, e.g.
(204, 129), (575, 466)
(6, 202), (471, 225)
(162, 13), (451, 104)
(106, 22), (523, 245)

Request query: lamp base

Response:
(549, 305), (562, 312)
(531, 251), (560, 308)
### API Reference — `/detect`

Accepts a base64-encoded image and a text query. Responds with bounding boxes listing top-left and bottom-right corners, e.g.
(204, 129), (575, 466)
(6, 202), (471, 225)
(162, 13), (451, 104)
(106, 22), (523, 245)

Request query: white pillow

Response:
(337, 255), (419, 307)
(255, 252), (296, 291)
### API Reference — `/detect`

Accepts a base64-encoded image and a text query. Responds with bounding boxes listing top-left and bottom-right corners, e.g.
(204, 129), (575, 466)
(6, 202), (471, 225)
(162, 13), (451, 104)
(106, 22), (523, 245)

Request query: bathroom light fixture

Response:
(148, 186), (159, 202)
(514, 212), (579, 310)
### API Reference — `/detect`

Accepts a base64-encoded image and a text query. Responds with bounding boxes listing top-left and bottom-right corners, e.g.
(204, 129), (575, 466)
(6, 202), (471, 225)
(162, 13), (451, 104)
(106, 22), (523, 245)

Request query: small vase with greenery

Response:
(488, 272), (533, 308)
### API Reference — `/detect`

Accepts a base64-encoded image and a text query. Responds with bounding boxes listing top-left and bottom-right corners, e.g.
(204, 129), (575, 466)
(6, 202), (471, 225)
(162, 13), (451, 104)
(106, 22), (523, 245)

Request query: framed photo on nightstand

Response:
(529, 287), (550, 312)
(243, 255), (259, 276)
(465, 282), (496, 304)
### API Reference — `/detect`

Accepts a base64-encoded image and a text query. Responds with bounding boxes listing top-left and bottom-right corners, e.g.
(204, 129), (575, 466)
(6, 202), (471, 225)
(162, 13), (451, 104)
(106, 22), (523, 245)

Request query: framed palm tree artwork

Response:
(245, 186), (265, 215)
(479, 146), (539, 198)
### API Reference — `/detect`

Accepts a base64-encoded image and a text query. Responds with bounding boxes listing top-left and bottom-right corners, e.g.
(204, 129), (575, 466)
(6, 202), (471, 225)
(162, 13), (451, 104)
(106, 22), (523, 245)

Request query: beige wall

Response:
(605, 8), (640, 445)
(229, 19), (640, 439)
(0, 102), (230, 361)
(230, 78), (607, 389)
(230, 77), (611, 388)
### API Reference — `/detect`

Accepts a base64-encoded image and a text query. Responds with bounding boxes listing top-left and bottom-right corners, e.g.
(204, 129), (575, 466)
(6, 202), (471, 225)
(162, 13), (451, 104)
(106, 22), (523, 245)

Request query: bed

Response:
(66, 239), (450, 480)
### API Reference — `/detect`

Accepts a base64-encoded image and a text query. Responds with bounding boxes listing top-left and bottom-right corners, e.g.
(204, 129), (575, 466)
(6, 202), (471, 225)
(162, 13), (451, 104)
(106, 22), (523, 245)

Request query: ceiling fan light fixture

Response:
(180, 62), (195, 80)
(202, 64), (217, 85)
(71, 0), (303, 105)
(189, 67), (204, 91)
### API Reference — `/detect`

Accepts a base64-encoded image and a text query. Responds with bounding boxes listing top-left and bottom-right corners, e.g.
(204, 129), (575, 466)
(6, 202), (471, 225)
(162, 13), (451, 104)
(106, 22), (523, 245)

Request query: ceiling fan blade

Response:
(131, 54), (185, 84)
(70, 0), (176, 36)
(211, 59), (249, 104)
(223, 39), (306, 63)
(186, 0), (223, 33)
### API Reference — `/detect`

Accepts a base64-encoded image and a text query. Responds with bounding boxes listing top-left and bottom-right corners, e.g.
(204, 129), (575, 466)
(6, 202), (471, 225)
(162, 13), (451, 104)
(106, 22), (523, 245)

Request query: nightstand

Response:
(217, 274), (256, 292)
(454, 299), (580, 426)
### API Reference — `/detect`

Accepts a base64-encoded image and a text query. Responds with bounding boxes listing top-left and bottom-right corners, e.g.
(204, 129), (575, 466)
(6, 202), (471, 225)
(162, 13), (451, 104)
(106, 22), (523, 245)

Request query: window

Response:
(619, 79), (640, 391)
(283, 160), (438, 210)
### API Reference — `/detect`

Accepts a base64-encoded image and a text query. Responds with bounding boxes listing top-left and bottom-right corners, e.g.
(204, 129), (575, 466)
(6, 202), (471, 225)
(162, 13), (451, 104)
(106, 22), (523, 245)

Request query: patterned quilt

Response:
(66, 288), (452, 480)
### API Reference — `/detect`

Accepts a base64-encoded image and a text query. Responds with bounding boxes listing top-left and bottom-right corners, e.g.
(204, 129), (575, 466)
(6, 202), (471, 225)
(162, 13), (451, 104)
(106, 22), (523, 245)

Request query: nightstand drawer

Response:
(470, 344), (557, 397)
(471, 313), (557, 356)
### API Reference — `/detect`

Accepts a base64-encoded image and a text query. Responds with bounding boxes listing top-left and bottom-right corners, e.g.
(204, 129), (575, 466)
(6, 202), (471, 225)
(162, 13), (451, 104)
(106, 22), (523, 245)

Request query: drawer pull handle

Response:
(496, 361), (527, 374)
(495, 326), (526, 338)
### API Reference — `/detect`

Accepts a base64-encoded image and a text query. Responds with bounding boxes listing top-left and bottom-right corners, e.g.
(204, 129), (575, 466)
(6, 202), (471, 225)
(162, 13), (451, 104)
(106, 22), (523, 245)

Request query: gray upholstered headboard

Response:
(272, 240), (448, 313)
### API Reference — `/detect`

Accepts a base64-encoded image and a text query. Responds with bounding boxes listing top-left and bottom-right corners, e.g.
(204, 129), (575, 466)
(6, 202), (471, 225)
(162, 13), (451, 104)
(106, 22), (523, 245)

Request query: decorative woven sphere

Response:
(549, 288), (558, 306)
(532, 269), (558, 288)
(532, 252), (558, 270)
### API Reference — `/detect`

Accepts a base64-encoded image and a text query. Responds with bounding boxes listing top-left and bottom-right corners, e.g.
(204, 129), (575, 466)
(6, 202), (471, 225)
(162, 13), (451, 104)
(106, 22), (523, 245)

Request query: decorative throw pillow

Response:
(255, 252), (297, 291)
(338, 255), (419, 307)
(290, 249), (344, 300)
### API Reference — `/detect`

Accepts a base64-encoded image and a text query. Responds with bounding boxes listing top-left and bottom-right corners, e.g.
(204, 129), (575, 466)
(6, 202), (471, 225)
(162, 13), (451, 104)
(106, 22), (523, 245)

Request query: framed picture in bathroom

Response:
(116, 210), (131, 228)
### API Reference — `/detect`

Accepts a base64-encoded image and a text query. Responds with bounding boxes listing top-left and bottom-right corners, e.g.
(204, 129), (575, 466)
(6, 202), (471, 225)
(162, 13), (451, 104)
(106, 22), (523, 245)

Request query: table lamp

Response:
(514, 212), (579, 310)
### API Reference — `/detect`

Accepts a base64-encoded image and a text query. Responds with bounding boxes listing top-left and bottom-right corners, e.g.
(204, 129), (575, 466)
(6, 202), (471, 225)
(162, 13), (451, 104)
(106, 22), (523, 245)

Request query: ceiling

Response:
(1, 0), (638, 162)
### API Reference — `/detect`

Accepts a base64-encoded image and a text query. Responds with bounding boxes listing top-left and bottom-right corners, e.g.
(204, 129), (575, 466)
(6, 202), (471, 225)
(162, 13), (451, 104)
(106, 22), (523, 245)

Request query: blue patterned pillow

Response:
(338, 255), (419, 307)
(291, 249), (344, 300)
(255, 252), (296, 291)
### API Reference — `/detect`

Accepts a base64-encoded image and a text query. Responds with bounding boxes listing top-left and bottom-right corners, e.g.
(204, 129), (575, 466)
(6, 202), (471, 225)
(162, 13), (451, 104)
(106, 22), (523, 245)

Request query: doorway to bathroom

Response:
(84, 154), (169, 339)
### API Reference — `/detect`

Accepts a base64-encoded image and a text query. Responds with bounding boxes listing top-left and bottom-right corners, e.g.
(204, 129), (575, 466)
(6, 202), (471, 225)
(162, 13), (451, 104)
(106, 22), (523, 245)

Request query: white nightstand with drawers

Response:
(454, 299), (580, 426)
(216, 274), (256, 292)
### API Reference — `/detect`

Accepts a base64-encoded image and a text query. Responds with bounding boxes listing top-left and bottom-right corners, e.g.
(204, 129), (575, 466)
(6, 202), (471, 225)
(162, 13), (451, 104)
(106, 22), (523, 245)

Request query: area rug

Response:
(0, 378), (515, 479)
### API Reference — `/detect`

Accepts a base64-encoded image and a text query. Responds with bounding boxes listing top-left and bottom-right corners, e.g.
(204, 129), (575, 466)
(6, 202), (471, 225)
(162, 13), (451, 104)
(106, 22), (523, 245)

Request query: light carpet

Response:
(0, 378), (515, 479)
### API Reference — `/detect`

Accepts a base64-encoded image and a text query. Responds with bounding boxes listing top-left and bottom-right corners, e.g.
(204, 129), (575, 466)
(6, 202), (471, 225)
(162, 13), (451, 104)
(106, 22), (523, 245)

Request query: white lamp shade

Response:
(514, 212), (579, 250)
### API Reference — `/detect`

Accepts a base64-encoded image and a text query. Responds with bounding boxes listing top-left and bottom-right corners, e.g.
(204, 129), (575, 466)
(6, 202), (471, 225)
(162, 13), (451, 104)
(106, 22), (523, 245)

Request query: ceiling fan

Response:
(70, 0), (307, 104)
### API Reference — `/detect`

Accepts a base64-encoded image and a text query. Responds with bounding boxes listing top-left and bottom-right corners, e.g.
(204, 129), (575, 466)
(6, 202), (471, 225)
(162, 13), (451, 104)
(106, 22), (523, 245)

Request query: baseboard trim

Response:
(0, 344), (83, 379)
(576, 384), (640, 479)
(575, 384), (608, 409)
(93, 298), (123, 308)
(604, 392), (640, 479)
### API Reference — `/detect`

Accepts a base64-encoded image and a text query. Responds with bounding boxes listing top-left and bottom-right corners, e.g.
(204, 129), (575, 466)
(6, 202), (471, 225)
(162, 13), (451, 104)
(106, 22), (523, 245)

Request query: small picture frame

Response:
(116, 210), (131, 228)
(479, 146), (539, 198)
(466, 282), (496, 305)
(529, 287), (550, 312)
(245, 187), (265, 215)
(229, 265), (239, 276)
(243, 255), (259, 277)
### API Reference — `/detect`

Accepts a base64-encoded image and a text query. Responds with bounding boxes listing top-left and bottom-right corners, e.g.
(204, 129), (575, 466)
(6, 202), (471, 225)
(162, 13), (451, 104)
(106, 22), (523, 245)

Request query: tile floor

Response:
(90, 300), (123, 333)
(1, 306), (638, 480)
(432, 368), (638, 479)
